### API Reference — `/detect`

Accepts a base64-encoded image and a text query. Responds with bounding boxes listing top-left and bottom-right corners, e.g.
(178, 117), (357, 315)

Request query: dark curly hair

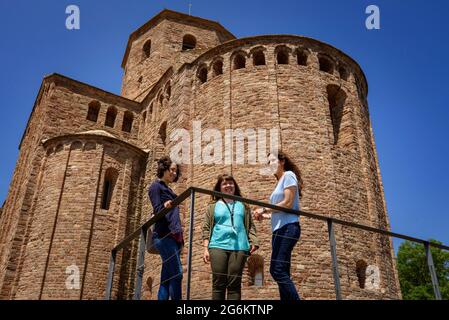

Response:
(156, 156), (179, 182)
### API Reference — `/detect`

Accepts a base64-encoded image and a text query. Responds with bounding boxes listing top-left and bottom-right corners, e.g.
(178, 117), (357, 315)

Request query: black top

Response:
(148, 179), (183, 243)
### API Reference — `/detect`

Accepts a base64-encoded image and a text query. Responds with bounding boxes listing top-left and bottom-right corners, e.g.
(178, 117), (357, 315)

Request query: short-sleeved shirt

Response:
(269, 171), (300, 232)
(208, 200), (250, 251)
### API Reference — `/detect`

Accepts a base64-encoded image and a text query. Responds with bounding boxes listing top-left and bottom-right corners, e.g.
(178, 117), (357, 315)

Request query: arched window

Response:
(233, 53), (246, 70)
(339, 66), (349, 81)
(356, 260), (368, 289)
(84, 142), (96, 151)
(158, 92), (164, 107)
(276, 48), (289, 65)
(101, 168), (119, 210)
(143, 40), (152, 58)
(122, 111), (134, 133)
(212, 60), (223, 77)
(247, 254), (264, 287)
(198, 65), (208, 84)
(182, 34), (196, 51)
(146, 276), (154, 300)
(253, 50), (266, 66)
(319, 55), (334, 74)
(327, 84), (347, 145)
(297, 50), (308, 66)
(70, 141), (83, 150)
(165, 83), (171, 100)
(105, 107), (117, 128)
(87, 101), (100, 122)
(55, 144), (64, 153)
(158, 121), (167, 146)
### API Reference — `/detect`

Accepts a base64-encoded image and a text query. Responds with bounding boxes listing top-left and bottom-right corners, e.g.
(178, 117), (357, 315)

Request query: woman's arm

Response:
(203, 239), (210, 263)
(254, 186), (297, 220)
(202, 204), (212, 242)
(247, 207), (259, 253)
(148, 183), (165, 214)
(268, 185), (296, 212)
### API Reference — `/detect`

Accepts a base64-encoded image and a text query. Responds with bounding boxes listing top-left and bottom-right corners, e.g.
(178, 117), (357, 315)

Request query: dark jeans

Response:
(153, 236), (183, 300)
(270, 222), (301, 300)
(209, 248), (248, 300)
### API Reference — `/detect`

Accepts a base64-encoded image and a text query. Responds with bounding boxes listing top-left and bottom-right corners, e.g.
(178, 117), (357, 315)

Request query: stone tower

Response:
(0, 9), (401, 300)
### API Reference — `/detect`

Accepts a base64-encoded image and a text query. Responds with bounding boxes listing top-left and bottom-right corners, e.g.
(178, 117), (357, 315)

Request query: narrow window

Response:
(87, 101), (100, 122)
(70, 141), (83, 150)
(339, 66), (349, 81)
(277, 49), (289, 65)
(212, 60), (223, 77)
(122, 111), (133, 133)
(159, 121), (167, 146)
(105, 107), (117, 128)
(182, 34), (196, 51)
(101, 168), (118, 210)
(198, 66), (208, 83)
(233, 54), (246, 70)
(327, 84), (347, 145)
(297, 50), (308, 66)
(319, 56), (334, 74)
(253, 51), (266, 66)
(165, 83), (171, 100)
(143, 40), (152, 58)
(142, 111), (147, 123)
(146, 277), (154, 300)
(158, 92), (164, 107)
(356, 260), (368, 289)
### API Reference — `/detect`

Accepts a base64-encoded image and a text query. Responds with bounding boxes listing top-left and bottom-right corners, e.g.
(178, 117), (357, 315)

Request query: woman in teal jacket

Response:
(202, 174), (259, 300)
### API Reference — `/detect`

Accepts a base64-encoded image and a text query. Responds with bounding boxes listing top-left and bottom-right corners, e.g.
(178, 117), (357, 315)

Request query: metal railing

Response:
(105, 187), (449, 300)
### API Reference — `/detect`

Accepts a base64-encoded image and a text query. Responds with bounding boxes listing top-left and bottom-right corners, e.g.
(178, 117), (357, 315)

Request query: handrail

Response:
(113, 186), (449, 252)
(105, 186), (448, 300)
(113, 188), (192, 252)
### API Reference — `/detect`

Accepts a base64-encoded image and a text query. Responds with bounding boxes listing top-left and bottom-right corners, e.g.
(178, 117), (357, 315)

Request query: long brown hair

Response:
(212, 174), (242, 201)
(270, 151), (304, 197)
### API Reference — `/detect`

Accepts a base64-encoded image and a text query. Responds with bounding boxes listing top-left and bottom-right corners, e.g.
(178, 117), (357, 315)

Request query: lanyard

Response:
(221, 199), (237, 234)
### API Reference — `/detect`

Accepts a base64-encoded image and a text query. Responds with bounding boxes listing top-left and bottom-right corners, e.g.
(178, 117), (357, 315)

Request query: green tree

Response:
(397, 240), (449, 300)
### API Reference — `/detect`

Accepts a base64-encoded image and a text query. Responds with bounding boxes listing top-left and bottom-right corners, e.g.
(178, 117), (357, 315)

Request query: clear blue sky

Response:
(1, 0), (448, 253)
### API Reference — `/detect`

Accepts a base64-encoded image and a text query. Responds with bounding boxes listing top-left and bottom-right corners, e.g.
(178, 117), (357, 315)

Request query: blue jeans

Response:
(270, 222), (301, 300)
(153, 236), (183, 300)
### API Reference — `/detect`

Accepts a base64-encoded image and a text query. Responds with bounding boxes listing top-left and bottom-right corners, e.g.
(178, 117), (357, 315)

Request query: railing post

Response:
(133, 227), (147, 300)
(327, 219), (342, 300)
(186, 188), (195, 300)
(424, 242), (442, 300)
(104, 250), (117, 300)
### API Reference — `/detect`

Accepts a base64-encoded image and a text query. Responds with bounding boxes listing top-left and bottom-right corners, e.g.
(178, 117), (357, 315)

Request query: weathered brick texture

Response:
(0, 9), (400, 300)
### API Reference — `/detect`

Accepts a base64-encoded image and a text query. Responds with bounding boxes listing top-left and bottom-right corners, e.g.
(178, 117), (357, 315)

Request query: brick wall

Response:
(0, 10), (400, 300)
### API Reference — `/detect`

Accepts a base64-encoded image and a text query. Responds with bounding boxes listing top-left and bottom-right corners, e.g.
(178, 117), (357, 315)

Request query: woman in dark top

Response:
(148, 156), (183, 300)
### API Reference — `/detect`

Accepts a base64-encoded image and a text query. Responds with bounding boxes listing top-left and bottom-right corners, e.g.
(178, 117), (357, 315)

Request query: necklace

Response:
(221, 199), (237, 234)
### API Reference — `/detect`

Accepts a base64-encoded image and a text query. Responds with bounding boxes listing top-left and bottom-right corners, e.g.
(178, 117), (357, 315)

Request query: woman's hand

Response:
(252, 208), (264, 221)
(164, 200), (173, 209)
(203, 248), (210, 264)
(249, 245), (258, 255)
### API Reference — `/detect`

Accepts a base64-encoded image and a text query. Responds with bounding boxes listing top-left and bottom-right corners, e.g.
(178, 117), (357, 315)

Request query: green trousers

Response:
(209, 248), (248, 300)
